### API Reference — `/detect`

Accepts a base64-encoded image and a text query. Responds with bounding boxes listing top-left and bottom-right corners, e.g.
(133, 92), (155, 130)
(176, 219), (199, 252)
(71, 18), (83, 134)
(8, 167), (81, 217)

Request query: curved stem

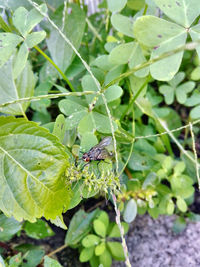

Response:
(34, 45), (75, 92)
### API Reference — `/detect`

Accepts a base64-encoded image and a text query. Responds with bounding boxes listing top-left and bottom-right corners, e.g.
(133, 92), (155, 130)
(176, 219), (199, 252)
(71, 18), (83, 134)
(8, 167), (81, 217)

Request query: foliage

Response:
(0, 0), (200, 266)
(65, 209), (129, 267)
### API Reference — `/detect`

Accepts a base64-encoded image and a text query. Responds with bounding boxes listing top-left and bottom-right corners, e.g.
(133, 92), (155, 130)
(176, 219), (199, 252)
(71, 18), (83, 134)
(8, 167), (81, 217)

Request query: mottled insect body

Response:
(82, 136), (113, 162)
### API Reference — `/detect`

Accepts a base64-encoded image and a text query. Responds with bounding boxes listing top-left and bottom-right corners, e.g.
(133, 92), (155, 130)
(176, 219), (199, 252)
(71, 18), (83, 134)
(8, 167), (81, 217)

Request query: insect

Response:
(82, 136), (113, 163)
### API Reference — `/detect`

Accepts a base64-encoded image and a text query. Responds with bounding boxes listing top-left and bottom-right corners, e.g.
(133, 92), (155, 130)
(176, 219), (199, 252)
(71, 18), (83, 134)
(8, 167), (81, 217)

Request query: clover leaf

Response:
(159, 72), (195, 104)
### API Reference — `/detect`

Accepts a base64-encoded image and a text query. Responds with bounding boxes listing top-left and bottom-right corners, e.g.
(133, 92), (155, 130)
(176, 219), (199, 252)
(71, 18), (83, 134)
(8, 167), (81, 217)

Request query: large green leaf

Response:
(46, 4), (86, 73)
(189, 24), (200, 59)
(0, 33), (23, 68)
(0, 117), (71, 222)
(153, 0), (200, 27)
(0, 59), (36, 115)
(134, 15), (187, 80)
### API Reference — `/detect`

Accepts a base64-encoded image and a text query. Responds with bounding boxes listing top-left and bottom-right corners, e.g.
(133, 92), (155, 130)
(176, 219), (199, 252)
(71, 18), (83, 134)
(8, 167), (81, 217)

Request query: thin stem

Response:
(34, 45), (75, 92)
(103, 40), (200, 90)
(46, 244), (68, 258)
(0, 91), (97, 108)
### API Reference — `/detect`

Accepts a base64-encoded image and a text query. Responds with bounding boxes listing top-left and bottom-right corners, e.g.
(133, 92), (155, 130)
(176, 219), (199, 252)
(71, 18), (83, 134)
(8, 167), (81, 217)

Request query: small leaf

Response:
(108, 222), (129, 238)
(82, 234), (100, 248)
(44, 256), (62, 267)
(79, 247), (94, 262)
(107, 0), (127, 12)
(65, 209), (99, 246)
(13, 4), (47, 37)
(176, 197), (187, 212)
(99, 249), (112, 267)
(53, 114), (66, 142)
(172, 217), (186, 234)
(0, 33), (23, 68)
(111, 13), (134, 38)
(107, 242), (125, 261)
(190, 105), (200, 119)
(93, 219), (106, 238)
(167, 199), (175, 215)
(123, 199), (137, 223)
(97, 211), (109, 231)
(9, 253), (22, 266)
(95, 242), (105, 256)
(25, 31), (46, 48)
(23, 219), (54, 239)
(22, 248), (45, 267)
(0, 214), (21, 241)
(13, 42), (29, 79)
(174, 161), (185, 176)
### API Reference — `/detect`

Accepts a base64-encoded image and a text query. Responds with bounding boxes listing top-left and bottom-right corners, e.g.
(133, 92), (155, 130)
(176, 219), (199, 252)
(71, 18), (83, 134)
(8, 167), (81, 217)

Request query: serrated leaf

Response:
(0, 33), (23, 68)
(107, 0), (127, 12)
(93, 219), (106, 238)
(65, 209), (99, 246)
(0, 117), (71, 222)
(47, 4), (85, 72)
(153, 0), (200, 28)
(0, 59), (36, 115)
(123, 199), (137, 223)
(13, 4), (47, 37)
(0, 214), (22, 241)
(44, 256), (63, 267)
(111, 13), (134, 38)
(23, 219), (54, 239)
(107, 242), (125, 261)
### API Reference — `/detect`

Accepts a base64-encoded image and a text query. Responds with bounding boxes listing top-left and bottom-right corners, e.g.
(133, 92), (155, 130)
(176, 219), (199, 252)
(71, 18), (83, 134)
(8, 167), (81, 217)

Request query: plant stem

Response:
(46, 244), (68, 258)
(34, 45), (75, 92)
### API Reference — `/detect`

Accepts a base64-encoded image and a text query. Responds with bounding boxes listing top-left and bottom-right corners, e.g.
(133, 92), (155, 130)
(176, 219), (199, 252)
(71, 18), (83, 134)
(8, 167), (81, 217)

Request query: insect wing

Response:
(93, 136), (112, 149)
(96, 148), (112, 160)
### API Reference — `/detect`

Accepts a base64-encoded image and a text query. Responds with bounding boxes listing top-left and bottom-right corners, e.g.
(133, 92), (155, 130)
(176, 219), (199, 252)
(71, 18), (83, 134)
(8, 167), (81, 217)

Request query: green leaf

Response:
(0, 33), (23, 68)
(171, 175), (194, 198)
(0, 117), (71, 222)
(108, 222), (129, 238)
(176, 197), (187, 212)
(172, 216), (186, 234)
(9, 253), (22, 267)
(13, 4), (47, 37)
(0, 214), (21, 241)
(50, 215), (67, 230)
(44, 256), (63, 267)
(23, 219), (54, 239)
(190, 24), (200, 59)
(107, 0), (127, 12)
(80, 132), (98, 152)
(25, 31), (46, 48)
(53, 114), (66, 142)
(190, 66), (200, 81)
(82, 234), (100, 248)
(97, 211), (109, 231)
(142, 172), (157, 189)
(166, 199), (175, 215)
(13, 43), (29, 79)
(123, 199), (137, 223)
(127, 0), (145, 10)
(65, 209), (99, 246)
(79, 247), (94, 262)
(99, 249), (112, 267)
(174, 162), (185, 176)
(93, 219), (106, 238)
(107, 241), (125, 261)
(95, 242), (105, 256)
(22, 248), (45, 267)
(82, 75), (123, 105)
(153, 0), (200, 27)
(190, 105), (200, 119)
(0, 59), (36, 115)
(111, 13), (134, 38)
(47, 4), (86, 72)
(134, 15), (186, 80)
